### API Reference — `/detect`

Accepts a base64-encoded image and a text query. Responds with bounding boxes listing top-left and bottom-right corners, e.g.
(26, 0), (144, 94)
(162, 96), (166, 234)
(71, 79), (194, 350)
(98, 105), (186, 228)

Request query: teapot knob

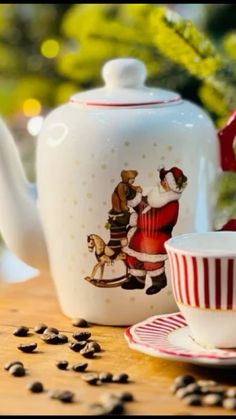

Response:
(102, 58), (147, 88)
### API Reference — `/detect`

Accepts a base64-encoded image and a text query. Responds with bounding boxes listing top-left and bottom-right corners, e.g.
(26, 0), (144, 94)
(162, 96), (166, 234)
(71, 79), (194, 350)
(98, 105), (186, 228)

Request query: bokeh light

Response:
(41, 39), (60, 59)
(23, 98), (41, 117)
(27, 115), (44, 136)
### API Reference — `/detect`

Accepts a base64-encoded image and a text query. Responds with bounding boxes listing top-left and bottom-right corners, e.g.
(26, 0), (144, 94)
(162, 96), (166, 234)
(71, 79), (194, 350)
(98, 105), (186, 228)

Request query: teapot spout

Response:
(0, 118), (49, 272)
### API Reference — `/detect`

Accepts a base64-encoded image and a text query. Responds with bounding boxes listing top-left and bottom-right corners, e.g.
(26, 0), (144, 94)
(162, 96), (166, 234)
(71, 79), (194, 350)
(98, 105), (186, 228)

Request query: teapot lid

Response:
(70, 58), (182, 107)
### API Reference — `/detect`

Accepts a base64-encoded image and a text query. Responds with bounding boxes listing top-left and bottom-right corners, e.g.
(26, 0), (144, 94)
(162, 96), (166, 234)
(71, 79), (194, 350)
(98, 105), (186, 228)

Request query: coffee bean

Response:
(9, 364), (26, 377)
(223, 398), (236, 410)
(56, 360), (68, 370)
(86, 341), (102, 353)
(105, 401), (124, 415)
(69, 341), (87, 352)
(176, 383), (201, 399)
(82, 373), (99, 385)
(50, 389), (63, 399)
(4, 360), (24, 371)
(174, 375), (195, 387)
(200, 385), (225, 396)
(43, 327), (59, 335)
(34, 323), (47, 334)
(88, 403), (109, 416)
(17, 342), (37, 353)
(72, 331), (91, 342)
(100, 393), (120, 404)
(112, 373), (129, 384)
(57, 334), (68, 344)
(13, 326), (29, 337)
(118, 391), (134, 402)
(72, 318), (89, 328)
(41, 332), (59, 344)
(58, 391), (75, 403)
(183, 394), (202, 406)
(100, 393), (125, 414)
(50, 390), (74, 403)
(72, 362), (88, 372)
(225, 387), (236, 398)
(80, 346), (95, 358)
(170, 383), (184, 394)
(27, 381), (44, 393)
(99, 372), (113, 383)
(202, 393), (222, 406)
(197, 380), (217, 387)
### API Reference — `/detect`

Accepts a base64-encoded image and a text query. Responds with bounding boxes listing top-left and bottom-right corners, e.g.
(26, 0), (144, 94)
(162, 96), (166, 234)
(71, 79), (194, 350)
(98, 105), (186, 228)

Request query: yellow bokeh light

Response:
(23, 98), (41, 117)
(41, 39), (60, 59)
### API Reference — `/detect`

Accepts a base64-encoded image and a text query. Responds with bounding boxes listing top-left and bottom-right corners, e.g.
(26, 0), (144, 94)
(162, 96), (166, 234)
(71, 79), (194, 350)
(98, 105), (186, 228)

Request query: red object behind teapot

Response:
(218, 110), (236, 172)
(218, 110), (236, 231)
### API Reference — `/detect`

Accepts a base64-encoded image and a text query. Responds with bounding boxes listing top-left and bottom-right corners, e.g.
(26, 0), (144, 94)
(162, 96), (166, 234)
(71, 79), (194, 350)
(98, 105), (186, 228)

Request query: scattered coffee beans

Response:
(170, 375), (196, 396)
(9, 364), (26, 377)
(13, 326), (29, 337)
(4, 360), (24, 371)
(17, 342), (37, 353)
(34, 323), (47, 334)
(183, 394), (202, 406)
(72, 331), (91, 342)
(99, 372), (113, 383)
(176, 383), (201, 399)
(68, 341), (87, 352)
(57, 334), (68, 344)
(118, 391), (134, 402)
(174, 375), (195, 387)
(100, 393), (125, 414)
(112, 373), (129, 384)
(88, 403), (108, 415)
(27, 381), (44, 393)
(86, 341), (102, 353)
(225, 387), (236, 398)
(88, 391), (133, 416)
(41, 332), (59, 344)
(50, 389), (74, 403)
(223, 398), (236, 410)
(43, 327), (59, 335)
(201, 385), (225, 396)
(80, 346), (95, 359)
(56, 360), (68, 370)
(202, 394), (222, 407)
(197, 380), (217, 387)
(171, 374), (236, 411)
(72, 318), (89, 328)
(82, 373), (99, 385)
(72, 362), (88, 372)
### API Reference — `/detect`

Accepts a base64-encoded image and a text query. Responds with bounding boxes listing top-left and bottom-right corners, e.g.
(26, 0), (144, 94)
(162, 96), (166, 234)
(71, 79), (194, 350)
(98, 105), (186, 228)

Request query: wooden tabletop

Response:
(0, 274), (236, 415)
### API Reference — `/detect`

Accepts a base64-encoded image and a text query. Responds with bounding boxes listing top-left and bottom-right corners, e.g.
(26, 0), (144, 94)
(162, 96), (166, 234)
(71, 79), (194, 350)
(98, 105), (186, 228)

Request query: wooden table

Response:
(0, 274), (236, 415)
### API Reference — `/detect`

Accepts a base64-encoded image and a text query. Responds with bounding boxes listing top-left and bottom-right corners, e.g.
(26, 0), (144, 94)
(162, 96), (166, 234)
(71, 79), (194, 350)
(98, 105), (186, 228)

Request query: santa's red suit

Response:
(123, 185), (182, 278)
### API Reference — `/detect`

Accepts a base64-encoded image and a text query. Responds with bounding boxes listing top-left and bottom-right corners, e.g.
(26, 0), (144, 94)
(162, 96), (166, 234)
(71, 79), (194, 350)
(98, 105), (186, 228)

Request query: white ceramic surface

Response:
(165, 232), (236, 347)
(0, 58), (221, 325)
(125, 312), (236, 367)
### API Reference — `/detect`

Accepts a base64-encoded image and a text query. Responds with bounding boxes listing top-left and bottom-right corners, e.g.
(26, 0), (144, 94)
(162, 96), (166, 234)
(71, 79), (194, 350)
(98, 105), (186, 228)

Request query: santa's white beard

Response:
(146, 184), (181, 209)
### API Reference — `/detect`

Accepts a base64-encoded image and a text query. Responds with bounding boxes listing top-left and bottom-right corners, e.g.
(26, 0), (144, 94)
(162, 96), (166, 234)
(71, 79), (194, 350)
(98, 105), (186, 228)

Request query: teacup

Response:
(165, 231), (236, 348)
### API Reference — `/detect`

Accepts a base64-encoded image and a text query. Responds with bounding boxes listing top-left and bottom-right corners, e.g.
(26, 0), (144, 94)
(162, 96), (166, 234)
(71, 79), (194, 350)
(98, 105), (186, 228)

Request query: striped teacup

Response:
(165, 232), (236, 348)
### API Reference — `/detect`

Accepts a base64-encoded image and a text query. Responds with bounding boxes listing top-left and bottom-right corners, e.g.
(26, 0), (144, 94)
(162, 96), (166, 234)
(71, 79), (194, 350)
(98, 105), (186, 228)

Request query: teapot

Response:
(0, 58), (227, 325)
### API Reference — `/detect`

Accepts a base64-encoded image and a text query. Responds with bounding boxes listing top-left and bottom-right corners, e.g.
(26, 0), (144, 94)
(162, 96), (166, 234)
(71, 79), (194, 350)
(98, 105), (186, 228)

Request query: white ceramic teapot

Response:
(0, 58), (221, 325)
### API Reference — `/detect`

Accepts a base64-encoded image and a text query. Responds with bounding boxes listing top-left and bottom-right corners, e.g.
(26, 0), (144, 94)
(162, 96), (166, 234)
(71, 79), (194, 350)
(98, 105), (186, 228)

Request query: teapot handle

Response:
(217, 110), (236, 231)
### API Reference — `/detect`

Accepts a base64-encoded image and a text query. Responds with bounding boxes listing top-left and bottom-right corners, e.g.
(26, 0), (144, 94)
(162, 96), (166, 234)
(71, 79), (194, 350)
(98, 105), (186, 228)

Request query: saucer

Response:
(125, 312), (236, 367)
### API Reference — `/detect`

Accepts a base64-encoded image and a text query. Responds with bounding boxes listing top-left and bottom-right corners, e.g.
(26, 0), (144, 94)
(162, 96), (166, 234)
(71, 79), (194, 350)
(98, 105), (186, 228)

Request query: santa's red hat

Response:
(159, 166), (187, 192)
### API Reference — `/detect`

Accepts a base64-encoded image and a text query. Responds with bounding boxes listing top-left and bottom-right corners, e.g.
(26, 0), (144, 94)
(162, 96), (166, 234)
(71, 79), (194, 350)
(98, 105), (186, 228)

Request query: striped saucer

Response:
(124, 312), (236, 367)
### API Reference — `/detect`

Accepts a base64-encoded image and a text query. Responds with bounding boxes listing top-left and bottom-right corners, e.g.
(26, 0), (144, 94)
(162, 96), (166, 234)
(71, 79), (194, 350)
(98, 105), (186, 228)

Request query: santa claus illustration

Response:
(122, 167), (188, 295)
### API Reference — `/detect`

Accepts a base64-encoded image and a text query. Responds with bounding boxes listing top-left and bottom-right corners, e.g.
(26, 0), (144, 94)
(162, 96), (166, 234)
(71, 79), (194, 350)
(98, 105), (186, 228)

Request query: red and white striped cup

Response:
(165, 231), (236, 348)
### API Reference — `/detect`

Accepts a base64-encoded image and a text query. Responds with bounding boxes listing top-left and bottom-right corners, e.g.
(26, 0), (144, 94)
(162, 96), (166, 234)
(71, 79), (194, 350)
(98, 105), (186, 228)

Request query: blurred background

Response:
(0, 4), (236, 281)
